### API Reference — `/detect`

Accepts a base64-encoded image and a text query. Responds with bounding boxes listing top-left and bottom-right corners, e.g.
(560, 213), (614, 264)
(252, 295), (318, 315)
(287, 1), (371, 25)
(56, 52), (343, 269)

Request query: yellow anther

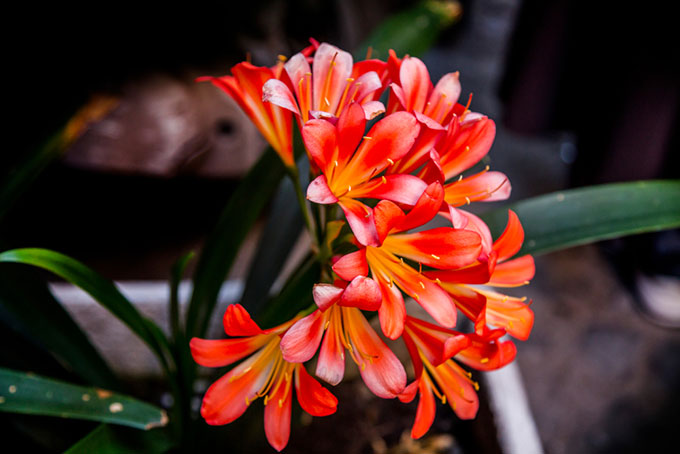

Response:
(508, 321), (514, 329)
(502, 296), (509, 302)
(387, 158), (395, 165)
(473, 382), (480, 391)
(334, 160), (339, 167)
(324, 320), (330, 330)
(278, 399), (284, 408)
(347, 185), (352, 192)
(480, 358), (489, 364)
(413, 293), (420, 301)
(346, 77), (355, 83)
(521, 297), (527, 302)
(305, 72), (312, 76)
(264, 395), (269, 405)
(520, 317), (526, 323)
(431, 254), (441, 260)
(419, 281), (425, 289)
(465, 146), (470, 152)
(435, 278), (442, 285)
(458, 174), (464, 182)
(361, 363), (366, 371)
(388, 278), (394, 288)
(381, 176), (387, 184)
(245, 396), (250, 406)
(363, 136), (373, 140)
(324, 96), (331, 107)
(485, 165), (490, 171)
(277, 54), (288, 62)
(465, 196), (471, 205)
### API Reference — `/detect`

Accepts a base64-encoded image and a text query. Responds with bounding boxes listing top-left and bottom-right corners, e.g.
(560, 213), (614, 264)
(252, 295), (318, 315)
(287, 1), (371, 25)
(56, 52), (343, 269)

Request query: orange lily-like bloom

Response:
(426, 210), (535, 340)
(304, 102), (430, 246)
(262, 42), (387, 123)
(385, 55), (510, 210)
(398, 316), (516, 438)
(190, 304), (337, 451)
(198, 61), (295, 168)
(279, 276), (407, 399)
(332, 182), (483, 340)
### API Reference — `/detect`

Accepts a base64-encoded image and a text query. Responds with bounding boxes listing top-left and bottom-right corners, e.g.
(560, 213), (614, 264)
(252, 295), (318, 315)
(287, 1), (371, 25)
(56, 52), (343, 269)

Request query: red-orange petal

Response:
(373, 200), (406, 245)
(302, 119), (337, 175)
(340, 276), (383, 311)
(280, 310), (325, 363)
(200, 355), (269, 425)
(312, 43), (353, 114)
(396, 181), (444, 233)
(338, 198), (379, 247)
(383, 227), (482, 269)
(492, 210), (524, 262)
(316, 309), (345, 386)
(411, 376), (437, 439)
(295, 365), (338, 417)
(223, 304), (263, 337)
(344, 307), (407, 398)
(190, 337), (267, 368)
(377, 276), (406, 339)
(332, 249), (369, 281)
(264, 375), (293, 452)
(436, 360), (479, 419)
(489, 255), (535, 286)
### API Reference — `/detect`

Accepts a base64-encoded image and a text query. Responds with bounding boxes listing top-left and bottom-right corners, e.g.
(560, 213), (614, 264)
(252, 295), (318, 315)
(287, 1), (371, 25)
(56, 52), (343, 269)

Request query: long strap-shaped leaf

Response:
(65, 424), (174, 454)
(354, 0), (461, 59)
(185, 147), (286, 339)
(0, 268), (119, 390)
(481, 180), (680, 256)
(0, 249), (172, 371)
(0, 368), (167, 430)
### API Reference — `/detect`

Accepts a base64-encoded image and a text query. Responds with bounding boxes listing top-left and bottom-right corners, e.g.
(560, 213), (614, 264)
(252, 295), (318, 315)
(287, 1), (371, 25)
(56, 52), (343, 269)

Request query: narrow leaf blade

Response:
(0, 368), (167, 430)
(481, 180), (680, 256)
(186, 147), (286, 338)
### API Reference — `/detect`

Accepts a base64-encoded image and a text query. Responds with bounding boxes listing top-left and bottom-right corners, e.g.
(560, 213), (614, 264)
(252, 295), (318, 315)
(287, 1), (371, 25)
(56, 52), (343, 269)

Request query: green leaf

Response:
(65, 424), (174, 454)
(169, 251), (195, 342)
(0, 249), (172, 372)
(355, 0), (462, 59)
(0, 267), (119, 390)
(481, 180), (680, 256)
(240, 160), (306, 316)
(256, 256), (320, 328)
(0, 368), (167, 430)
(185, 147), (286, 339)
(0, 132), (65, 222)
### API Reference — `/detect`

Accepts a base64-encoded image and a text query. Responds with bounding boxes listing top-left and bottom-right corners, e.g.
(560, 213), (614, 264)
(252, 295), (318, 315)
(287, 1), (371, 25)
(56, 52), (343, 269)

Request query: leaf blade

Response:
(480, 180), (680, 256)
(0, 368), (167, 430)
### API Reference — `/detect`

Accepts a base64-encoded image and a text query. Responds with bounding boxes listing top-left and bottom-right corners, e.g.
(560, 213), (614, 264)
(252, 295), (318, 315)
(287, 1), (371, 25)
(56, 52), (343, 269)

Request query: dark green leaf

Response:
(64, 424), (174, 454)
(240, 158), (307, 316)
(0, 249), (172, 371)
(185, 147), (286, 339)
(354, 0), (462, 59)
(0, 132), (65, 222)
(0, 267), (119, 390)
(169, 251), (195, 342)
(481, 180), (680, 256)
(256, 256), (320, 328)
(0, 368), (167, 430)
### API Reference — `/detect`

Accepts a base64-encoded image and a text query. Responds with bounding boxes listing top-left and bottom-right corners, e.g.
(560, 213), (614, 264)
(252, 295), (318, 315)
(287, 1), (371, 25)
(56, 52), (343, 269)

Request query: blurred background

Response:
(2, 1), (678, 453)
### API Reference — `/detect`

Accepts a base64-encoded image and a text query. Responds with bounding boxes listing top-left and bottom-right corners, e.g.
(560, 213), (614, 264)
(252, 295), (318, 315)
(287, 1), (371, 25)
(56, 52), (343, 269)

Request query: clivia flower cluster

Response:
(193, 40), (535, 451)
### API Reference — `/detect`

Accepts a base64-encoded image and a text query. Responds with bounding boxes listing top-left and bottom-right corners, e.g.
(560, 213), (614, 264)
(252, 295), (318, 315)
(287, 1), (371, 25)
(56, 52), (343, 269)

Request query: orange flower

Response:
(198, 61), (295, 167)
(263, 42), (388, 123)
(398, 316), (516, 438)
(332, 183), (483, 339)
(280, 277), (407, 399)
(426, 210), (535, 340)
(191, 304), (337, 451)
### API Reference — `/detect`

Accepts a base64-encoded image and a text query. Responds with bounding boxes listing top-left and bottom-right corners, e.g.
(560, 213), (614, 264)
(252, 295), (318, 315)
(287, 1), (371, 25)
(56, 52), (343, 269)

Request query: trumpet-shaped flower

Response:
(304, 102), (429, 246)
(198, 61), (295, 167)
(280, 278), (407, 399)
(263, 42), (387, 123)
(399, 316), (516, 438)
(426, 210), (535, 340)
(191, 304), (337, 452)
(332, 182), (483, 339)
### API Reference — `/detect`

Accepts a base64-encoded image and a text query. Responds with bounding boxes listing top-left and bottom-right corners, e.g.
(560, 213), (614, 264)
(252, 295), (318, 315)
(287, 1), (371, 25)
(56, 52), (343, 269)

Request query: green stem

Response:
(288, 167), (319, 250)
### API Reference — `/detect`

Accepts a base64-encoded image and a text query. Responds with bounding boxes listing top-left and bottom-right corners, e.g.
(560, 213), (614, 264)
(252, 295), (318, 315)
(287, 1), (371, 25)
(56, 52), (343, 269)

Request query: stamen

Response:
(465, 196), (471, 205)
(277, 54), (287, 62)
(458, 175), (463, 182)
(431, 254), (441, 260)
(387, 158), (395, 165)
(363, 136), (373, 140)
(321, 53), (339, 111)
(334, 160), (339, 167)
(381, 176), (387, 184)
(435, 278), (442, 285)
(413, 293), (420, 301)
(419, 281), (425, 289)
(324, 320), (330, 330)
(347, 185), (352, 192)
(365, 46), (373, 59)
(480, 358), (489, 364)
